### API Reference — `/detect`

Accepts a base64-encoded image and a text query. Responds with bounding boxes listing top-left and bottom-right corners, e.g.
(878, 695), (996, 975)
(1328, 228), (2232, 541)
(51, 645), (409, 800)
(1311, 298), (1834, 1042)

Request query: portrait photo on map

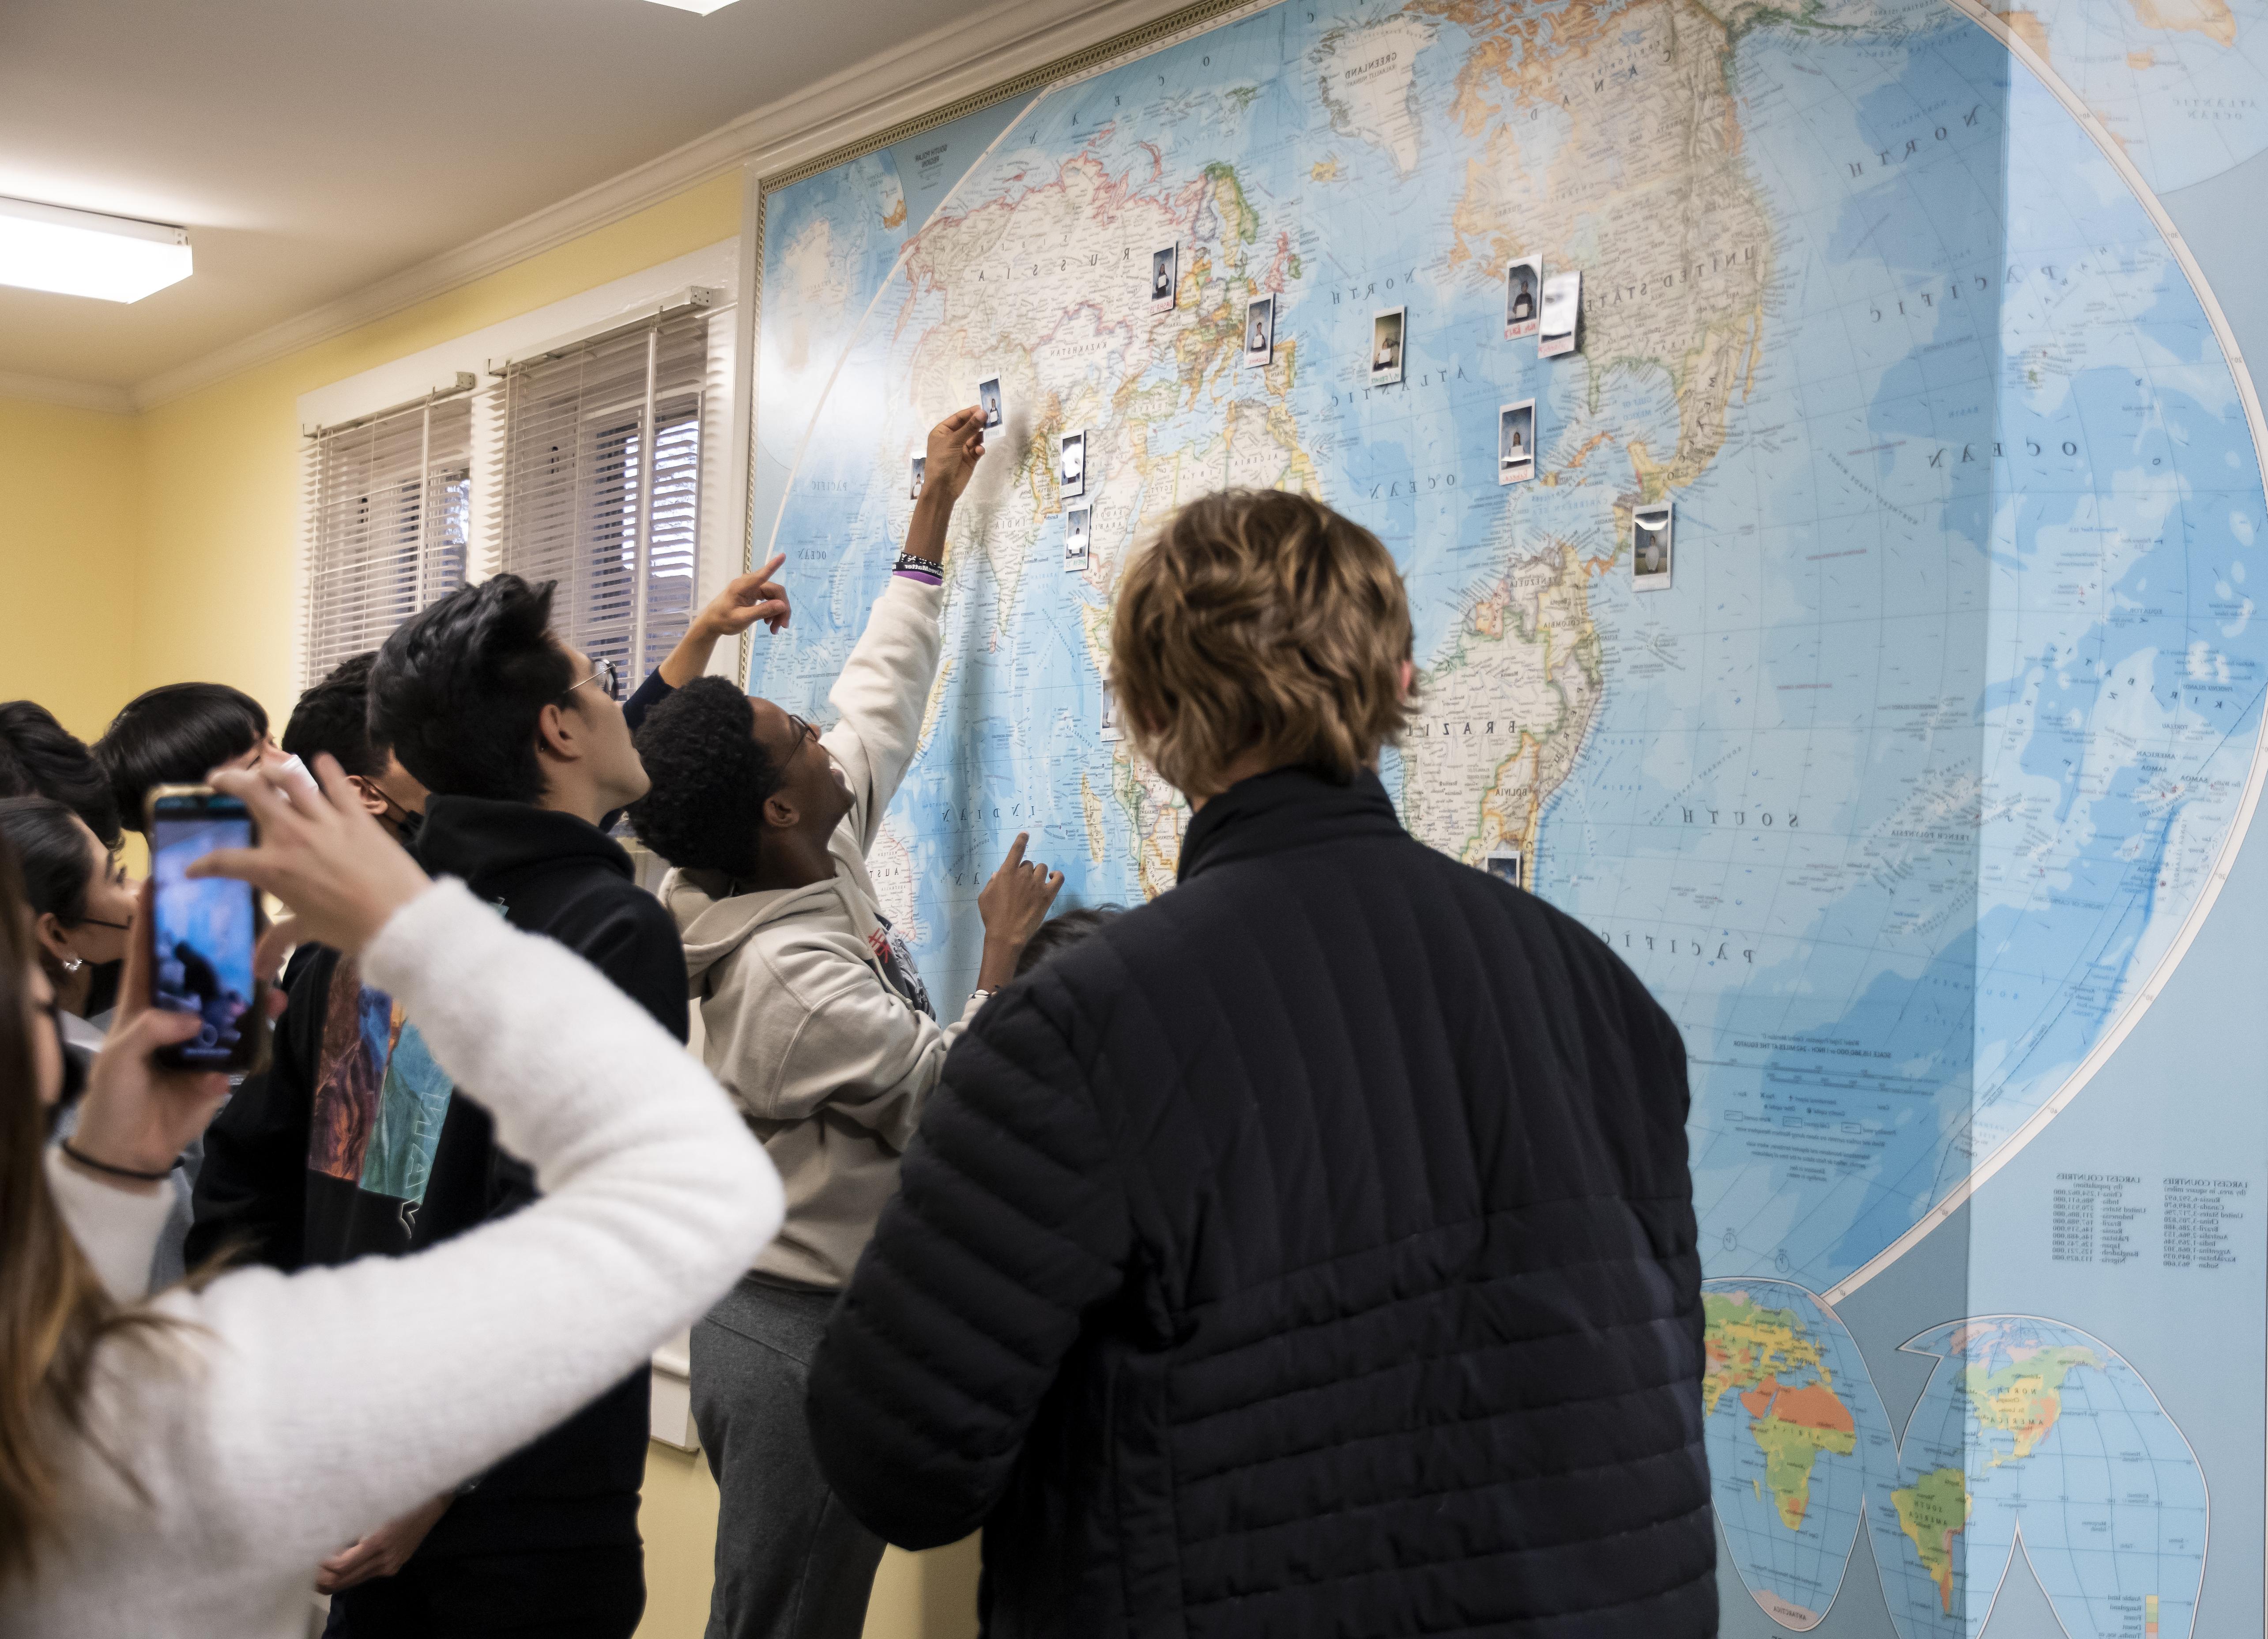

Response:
(1485, 847), (1525, 891)
(1100, 686), (1121, 742)
(1060, 429), (1086, 498)
(1498, 400), (1535, 484)
(977, 374), (1003, 429)
(1632, 502), (1673, 589)
(908, 454), (924, 502)
(1151, 243), (1177, 311)
(1065, 506), (1090, 570)
(1243, 294), (1274, 366)
(1537, 270), (1581, 358)
(1371, 306), (1404, 386)
(1504, 257), (1541, 339)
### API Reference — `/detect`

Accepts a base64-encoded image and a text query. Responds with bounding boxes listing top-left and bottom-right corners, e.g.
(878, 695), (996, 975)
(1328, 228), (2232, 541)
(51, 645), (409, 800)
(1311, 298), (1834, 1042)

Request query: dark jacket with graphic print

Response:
(187, 798), (689, 1565)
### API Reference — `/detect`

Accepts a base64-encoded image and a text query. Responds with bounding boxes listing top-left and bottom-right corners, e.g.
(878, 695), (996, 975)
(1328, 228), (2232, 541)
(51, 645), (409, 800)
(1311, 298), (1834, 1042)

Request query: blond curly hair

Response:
(1109, 489), (1414, 798)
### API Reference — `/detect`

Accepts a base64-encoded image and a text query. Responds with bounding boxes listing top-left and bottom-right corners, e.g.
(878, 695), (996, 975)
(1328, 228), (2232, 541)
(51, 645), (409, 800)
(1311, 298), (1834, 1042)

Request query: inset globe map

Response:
(1705, 1281), (1895, 1629)
(1868, 1318), (2208, 1639)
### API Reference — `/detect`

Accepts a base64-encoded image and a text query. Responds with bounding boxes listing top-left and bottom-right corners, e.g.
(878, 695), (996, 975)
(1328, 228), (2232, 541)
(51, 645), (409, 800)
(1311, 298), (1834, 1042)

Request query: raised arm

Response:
(825, 408), (985, 844)
(97, 759), (782, 1575)
(623, 558), (794, 734)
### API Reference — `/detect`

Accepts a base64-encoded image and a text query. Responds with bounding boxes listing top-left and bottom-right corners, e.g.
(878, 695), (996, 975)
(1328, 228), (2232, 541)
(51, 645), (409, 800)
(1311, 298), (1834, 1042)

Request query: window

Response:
(300, 389), (473, 688)
(491, 306), (713, 680)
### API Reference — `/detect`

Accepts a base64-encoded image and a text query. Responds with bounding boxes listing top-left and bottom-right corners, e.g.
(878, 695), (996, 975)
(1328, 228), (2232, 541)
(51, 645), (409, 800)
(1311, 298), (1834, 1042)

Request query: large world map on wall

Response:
(751, 0), (2267, 1629)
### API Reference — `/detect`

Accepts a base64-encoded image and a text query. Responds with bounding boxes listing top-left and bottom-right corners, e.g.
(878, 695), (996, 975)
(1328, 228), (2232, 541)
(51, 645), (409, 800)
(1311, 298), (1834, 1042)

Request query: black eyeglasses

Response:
(564, 656), (623, 703)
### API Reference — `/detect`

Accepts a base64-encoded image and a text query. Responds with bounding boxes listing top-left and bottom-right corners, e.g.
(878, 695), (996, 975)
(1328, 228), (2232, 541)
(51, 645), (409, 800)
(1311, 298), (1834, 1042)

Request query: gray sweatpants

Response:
(692, 1276), (886, 1639)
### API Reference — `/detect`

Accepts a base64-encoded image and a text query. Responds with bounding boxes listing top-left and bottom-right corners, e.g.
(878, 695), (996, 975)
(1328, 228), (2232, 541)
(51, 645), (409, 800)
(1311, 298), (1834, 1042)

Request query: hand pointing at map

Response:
(658, 554), (792, 688)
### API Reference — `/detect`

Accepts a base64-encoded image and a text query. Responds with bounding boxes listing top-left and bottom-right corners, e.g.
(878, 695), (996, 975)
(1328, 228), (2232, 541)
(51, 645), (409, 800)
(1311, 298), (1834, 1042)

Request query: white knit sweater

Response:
(4, 880), (784, 1638)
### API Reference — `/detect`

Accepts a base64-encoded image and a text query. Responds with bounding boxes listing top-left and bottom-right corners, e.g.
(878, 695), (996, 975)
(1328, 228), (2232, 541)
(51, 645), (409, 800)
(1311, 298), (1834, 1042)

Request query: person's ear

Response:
(1399, 659), (1417, 698)
(343, 775), (391, 819)
(33, 910), (75, 967)
(761, 792), (799, 832)
(535, 701), (584, 765)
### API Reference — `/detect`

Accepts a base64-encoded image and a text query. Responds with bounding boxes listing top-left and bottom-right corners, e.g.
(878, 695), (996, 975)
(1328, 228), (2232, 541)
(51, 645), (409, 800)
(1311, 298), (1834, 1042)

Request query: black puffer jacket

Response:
(806, 766), (1714, 1636)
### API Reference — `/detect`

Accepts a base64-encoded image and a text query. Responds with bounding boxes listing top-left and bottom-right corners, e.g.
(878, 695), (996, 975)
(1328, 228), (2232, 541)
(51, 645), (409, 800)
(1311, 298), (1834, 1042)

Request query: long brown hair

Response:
(0, 838), (163, 1583)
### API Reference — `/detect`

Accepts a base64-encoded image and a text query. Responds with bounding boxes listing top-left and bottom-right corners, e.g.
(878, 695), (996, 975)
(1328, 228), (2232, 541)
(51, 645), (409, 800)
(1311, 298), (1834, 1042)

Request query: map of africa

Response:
(749, 0), (2268, 1628)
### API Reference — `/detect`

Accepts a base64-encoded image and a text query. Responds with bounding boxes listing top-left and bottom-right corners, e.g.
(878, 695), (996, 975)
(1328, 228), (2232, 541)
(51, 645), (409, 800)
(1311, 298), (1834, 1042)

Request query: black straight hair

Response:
(283, 653), (382, 780)
(371, 574), (576, 804)
(97, 683), (267, 836)
(0, 797), (96, 928)
(0, 702), (121, 851)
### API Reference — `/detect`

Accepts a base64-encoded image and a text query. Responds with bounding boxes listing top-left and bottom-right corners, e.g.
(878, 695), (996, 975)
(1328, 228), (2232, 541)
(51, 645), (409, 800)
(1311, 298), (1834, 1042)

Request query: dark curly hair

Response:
(1015, 904), (1124, 978)
(0, 702), (120, 851)
(371, 575), (574, 804)
(629, 677), (783, 878)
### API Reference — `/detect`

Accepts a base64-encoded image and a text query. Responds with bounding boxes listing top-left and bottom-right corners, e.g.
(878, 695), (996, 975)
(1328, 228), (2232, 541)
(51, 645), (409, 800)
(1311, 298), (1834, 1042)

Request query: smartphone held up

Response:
(144, 784), (267, 1073)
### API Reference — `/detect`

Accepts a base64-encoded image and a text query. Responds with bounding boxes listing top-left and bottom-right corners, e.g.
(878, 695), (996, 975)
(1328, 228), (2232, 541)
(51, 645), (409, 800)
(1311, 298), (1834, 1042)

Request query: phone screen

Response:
(150, 799), (256, 1067)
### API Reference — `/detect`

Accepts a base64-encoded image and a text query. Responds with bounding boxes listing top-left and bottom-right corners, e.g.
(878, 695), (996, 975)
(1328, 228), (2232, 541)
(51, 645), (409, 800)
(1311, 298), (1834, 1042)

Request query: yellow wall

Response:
(130, 170), (743, 730)
(0, 397), (142, 742)
(637, 1447), (981, 1639)
(3, 165), (980, 1639)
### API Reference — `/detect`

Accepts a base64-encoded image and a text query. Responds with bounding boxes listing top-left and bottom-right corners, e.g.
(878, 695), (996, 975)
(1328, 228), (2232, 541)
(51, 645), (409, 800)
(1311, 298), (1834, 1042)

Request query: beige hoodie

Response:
(661, 577), (980, 1289)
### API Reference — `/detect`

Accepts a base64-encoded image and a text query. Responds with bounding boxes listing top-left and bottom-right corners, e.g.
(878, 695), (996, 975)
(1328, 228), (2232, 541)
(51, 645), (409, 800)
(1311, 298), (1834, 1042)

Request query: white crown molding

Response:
(0, 370), (134, 415)
(125, 0), (1195, 414)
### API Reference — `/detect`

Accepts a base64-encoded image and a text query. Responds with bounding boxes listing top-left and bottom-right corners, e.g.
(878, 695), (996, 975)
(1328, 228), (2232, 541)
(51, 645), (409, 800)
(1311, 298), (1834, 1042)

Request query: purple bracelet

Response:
(893, 551), (943, 585)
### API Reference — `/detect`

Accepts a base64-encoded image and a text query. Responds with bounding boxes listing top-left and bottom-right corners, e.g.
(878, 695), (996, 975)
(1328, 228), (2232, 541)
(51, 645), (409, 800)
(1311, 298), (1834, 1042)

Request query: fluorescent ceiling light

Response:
(642, 0), (740, 11)
(0, 196), (192, 304)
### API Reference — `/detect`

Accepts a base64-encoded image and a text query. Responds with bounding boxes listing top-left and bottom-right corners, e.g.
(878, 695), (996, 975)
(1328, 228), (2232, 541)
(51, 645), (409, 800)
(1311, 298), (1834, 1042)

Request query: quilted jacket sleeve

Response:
(805, 982), (1132, 1548)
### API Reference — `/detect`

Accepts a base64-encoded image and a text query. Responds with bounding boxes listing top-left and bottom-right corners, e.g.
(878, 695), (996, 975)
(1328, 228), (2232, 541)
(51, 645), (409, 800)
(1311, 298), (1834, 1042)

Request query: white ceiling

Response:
(0, 0), (1003, 395)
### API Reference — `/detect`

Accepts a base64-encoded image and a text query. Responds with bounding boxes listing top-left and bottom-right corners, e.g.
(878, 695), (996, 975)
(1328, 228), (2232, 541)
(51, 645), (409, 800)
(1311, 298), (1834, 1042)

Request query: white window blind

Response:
(490, 306), (715, 681)
(300, 388), (473, 688)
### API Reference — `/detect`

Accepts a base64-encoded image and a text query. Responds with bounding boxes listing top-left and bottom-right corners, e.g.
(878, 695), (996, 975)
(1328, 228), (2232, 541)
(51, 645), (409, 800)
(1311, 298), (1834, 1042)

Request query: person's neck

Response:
(747, 831), (836, 892)
(535, 787), (612, 829)
(1188, 749), (1292, 812)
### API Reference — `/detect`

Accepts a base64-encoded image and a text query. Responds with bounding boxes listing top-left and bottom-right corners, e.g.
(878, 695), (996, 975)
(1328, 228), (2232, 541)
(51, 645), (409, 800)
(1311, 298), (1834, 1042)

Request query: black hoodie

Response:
(189, 795), (689, 1565)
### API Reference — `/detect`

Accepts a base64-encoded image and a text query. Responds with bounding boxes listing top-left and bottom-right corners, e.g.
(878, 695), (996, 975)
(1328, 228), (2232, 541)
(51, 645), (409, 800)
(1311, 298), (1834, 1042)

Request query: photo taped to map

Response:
(908, 454), (924, 502)
(977, 374), (1003, 430)
(1485, 847), (1524, 891)
(1060, 429), (1086, 499)
(1504, 257), (1541, 340)
(1243, 294), (1274, 367)
(1498, 400), (1535, 485)
(1150, 243), (1178, 312)
(1632, 502), (1673, 589)
(1065, 506), (1090, 571)
(1371, 306), (1405, 386)
(1100, 686), (1122, 743)
(1537, 270), (1581, 358)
